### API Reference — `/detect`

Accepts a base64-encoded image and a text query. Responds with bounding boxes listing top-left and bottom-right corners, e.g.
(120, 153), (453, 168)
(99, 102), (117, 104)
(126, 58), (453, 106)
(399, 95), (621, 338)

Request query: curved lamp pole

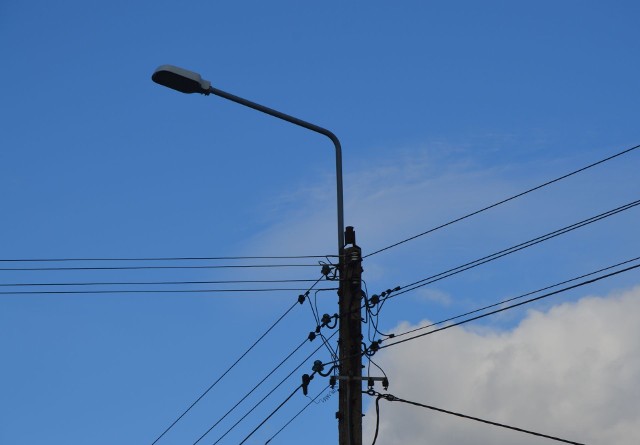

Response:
(151, 64), (344, 254)
(151, 65), (362, 445)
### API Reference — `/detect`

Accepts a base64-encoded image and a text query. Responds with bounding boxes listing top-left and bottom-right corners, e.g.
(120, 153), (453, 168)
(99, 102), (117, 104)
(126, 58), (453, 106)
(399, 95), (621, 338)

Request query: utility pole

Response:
(338, 226), (363, 445)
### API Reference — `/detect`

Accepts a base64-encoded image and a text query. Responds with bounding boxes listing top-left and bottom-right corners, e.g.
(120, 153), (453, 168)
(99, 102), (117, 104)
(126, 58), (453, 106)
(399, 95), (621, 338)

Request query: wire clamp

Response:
(301, 373), (313, 396)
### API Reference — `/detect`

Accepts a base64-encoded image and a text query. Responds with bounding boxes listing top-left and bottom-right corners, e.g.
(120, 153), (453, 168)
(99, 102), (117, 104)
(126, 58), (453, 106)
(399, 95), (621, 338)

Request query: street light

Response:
(151, 64), (344, 253)
(152, 65), (362, 445)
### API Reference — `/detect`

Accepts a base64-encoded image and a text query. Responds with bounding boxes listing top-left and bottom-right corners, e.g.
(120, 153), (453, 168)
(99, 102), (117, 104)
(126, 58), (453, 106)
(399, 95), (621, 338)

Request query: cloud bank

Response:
(365, 286), (640, 445)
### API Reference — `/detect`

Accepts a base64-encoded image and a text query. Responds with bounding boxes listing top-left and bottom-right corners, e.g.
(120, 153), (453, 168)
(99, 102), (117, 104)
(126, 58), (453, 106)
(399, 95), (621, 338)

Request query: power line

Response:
(320, 260), (640, 370)
(264, 385), (330, 444)
(388, 198), (640, 299)
(0, 278), (325, 287)
(192, 337), (309, 445)
(206, 331), (337, 445)
(379, 262), (640, 350)
(0, 287), (338, 296)
(391, 256), (640, 339)
(367, 390), (585, 445)
(193, 332), (336, 445)
(0, 263), (320, 272)
(148, 279), (322, 445)
(0, 255), (338, 262)
(238, 382), (306, 445)
(365, 142), (640, 258)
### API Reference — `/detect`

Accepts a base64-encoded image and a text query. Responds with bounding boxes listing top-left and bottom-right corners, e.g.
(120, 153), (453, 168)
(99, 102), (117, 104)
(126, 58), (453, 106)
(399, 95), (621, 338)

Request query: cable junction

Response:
(320, 257), (640, 368)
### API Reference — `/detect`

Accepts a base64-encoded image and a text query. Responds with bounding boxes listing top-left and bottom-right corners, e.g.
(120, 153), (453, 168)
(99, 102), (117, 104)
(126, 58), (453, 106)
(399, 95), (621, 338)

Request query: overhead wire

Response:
(191, 337), (309, 445)
(0, 254), (339, 262)
(305, 290), (339, 362)
(320, 259), (640, 369)
(237, 380), (309, 445)
(386, 198), (640, 299)
(367, 390), (585, 445)
(264, 385), (330, 444)
(0, 287), (338, 296)
(390, 255), (640, 340)
(204, 332), (337, 445)
(365, 142), (640, 258)
(0, 263), (321, 272)
(149, 276), (324, 445)
(379, 262), (640, 350)
(0, 278), (328, 287)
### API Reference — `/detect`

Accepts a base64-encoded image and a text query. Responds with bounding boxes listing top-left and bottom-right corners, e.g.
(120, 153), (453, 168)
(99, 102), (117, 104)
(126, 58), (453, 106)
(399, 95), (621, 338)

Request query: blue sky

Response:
(1, 2), (639, 445)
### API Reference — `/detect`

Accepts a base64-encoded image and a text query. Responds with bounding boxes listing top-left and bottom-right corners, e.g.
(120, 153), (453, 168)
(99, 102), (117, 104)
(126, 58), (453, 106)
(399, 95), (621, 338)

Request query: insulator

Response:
(312, 360), (325, 373)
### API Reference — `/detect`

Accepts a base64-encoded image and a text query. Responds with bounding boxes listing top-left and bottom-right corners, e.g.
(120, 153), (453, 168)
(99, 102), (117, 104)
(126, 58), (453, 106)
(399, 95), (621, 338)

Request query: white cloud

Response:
(364, 286), (640, 445)
(415, 288), (452, 306)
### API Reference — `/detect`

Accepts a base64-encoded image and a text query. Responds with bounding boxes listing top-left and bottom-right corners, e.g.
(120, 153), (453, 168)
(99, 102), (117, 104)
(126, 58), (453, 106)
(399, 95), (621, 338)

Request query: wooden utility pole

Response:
(338, 226), (363, 445)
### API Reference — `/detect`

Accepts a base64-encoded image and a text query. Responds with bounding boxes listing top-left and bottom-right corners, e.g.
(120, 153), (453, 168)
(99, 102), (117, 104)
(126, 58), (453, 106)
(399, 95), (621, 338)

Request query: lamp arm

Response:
(209, 86), (345, 253)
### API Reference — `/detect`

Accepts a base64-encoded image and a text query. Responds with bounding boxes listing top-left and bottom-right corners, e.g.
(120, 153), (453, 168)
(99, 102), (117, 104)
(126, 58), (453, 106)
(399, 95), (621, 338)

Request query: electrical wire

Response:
(371, 393), (382, 445)
(367, 390), (586, 445)
(0, 255), (338, 262)
(149, 276), (324, 445)
(380, 262), (640, 350)
(0, 287), (338, 296)
(237, 382), (306, 445)
(264, 385), (330, 444)
(304, 290), (339, 362)
(150, 303), (296, 445)
(191, 337), (309, 445)
(320, 260), (640, 369)
(205, 332), (337, 445)
(365, 142), (640, 258)
(0, 278), (326, 287)
(0, 263), (320, 272)
(391, 255), (640, 339)
(388, 198), (640, 299)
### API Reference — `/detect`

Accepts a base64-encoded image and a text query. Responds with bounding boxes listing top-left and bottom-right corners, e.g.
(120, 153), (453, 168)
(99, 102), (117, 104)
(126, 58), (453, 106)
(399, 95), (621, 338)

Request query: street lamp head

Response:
(151, 65), (211, 94)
